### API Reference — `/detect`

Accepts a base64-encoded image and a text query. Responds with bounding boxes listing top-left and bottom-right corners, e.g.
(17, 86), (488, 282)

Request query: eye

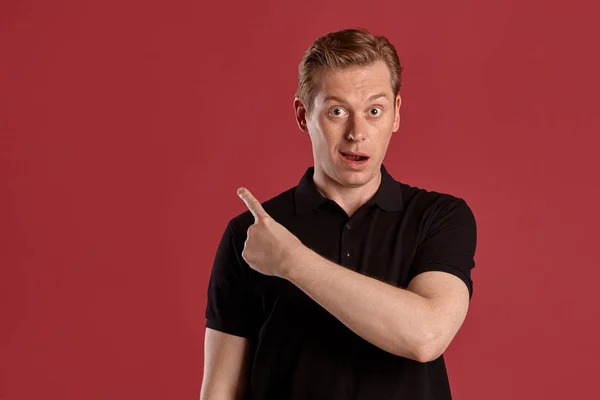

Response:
(369, 107), (383, 117)
(329, 107), (348, 117)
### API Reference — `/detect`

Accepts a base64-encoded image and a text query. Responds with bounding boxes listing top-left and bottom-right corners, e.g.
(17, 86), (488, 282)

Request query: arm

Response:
(202, 220), (262, 399)
(237, 188), (476, 364)
(285, 251), (469, 363)
(200, 328), (252, 400)
(281, 198), (476, 363)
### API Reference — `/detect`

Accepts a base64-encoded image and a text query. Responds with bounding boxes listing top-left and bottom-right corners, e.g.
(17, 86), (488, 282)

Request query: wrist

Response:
(280, 240), (308, 281)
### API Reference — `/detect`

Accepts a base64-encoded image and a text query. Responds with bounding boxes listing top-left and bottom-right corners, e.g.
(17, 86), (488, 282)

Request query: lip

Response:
(340, 151), (369, 157)
(339, 151), (370, 169)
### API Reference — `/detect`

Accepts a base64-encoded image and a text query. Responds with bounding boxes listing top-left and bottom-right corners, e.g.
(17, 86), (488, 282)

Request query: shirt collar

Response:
(294, 164), (404, 215)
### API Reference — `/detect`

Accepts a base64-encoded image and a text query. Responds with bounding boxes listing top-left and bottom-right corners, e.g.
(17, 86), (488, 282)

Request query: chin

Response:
(334, 166), (375, 187)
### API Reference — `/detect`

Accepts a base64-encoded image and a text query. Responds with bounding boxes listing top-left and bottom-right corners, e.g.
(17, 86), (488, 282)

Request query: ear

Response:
(294, 98), (309, 132)
(392, 94), (402, 133)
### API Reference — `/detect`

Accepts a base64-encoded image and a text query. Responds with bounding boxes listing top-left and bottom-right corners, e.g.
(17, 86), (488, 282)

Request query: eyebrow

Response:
(323, 93), (390, 104)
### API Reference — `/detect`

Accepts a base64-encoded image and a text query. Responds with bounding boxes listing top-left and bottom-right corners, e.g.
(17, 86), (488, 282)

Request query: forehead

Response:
(314, 60), (394, 102)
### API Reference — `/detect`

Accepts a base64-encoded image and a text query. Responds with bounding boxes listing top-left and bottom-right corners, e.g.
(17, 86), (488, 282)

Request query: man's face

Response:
(295, 60), (401, 189)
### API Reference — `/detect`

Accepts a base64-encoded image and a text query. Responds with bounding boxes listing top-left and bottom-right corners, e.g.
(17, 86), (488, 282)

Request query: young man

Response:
(200, 28), (477, 400)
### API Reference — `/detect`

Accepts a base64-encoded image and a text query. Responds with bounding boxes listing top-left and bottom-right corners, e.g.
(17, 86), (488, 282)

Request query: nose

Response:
(346, 114), (368, 142)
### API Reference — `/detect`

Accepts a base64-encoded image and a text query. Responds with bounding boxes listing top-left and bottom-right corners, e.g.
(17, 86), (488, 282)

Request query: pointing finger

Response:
(237, 187), (269, 221)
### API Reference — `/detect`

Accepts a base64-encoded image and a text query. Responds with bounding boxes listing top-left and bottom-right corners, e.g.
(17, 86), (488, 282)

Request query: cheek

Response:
(308, 123), (334, 154)
(316, 118), (344, 144)
(378, 116), (396, 135)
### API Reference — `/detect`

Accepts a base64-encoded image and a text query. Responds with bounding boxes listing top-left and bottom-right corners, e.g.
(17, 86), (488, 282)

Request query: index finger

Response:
(237, 187), (268, 221)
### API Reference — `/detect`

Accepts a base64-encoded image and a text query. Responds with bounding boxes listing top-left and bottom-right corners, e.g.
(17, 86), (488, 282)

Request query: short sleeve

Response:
(409, 198), (478, 299)
(205, 221), (262, 339)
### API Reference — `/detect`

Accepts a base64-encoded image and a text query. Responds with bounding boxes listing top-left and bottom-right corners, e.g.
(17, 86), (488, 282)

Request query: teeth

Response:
(344, 153), (365, 161)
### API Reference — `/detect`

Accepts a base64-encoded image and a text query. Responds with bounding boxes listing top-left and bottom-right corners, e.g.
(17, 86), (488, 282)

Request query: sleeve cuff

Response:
(205, 318), (257, 340)
(410, 263), (474, 299)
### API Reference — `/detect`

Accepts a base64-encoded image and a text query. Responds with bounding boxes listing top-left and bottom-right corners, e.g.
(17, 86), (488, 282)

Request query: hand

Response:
(237, 187), (303, 278)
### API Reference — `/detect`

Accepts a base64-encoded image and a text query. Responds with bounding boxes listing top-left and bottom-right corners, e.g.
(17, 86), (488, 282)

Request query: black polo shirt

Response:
(205, 164), (477, 400)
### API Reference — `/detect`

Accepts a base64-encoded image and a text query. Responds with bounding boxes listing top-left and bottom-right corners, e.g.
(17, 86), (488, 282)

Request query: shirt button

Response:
(345, 223), (352, 230)
(346, 252), (351, 258)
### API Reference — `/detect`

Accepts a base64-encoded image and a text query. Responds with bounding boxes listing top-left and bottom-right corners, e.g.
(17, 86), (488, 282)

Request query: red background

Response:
(1, 1), (599, 399)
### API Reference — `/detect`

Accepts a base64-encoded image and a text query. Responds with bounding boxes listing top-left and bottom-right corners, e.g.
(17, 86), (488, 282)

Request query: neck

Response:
(313, 167), (382, 217)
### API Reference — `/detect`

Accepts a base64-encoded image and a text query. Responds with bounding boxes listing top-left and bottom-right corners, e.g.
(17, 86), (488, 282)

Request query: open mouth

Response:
(341, 152), (369, 162)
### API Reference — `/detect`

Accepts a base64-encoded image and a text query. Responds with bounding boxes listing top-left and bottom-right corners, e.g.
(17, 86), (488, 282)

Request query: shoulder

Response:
(398, 181), (476, 227)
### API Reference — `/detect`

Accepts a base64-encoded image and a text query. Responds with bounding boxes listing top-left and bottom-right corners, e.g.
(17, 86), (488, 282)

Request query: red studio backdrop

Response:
(1, 1), (599, 399)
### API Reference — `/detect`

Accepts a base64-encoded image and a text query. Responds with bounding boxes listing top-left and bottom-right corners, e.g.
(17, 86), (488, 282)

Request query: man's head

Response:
(294, 28), (403, 190)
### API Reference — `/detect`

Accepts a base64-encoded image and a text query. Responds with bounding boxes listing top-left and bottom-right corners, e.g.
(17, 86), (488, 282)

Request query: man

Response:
(200, 28), (477, 400)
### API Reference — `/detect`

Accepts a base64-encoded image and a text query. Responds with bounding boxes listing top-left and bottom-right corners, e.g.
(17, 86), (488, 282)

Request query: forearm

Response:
(284, 246), (441, 362)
